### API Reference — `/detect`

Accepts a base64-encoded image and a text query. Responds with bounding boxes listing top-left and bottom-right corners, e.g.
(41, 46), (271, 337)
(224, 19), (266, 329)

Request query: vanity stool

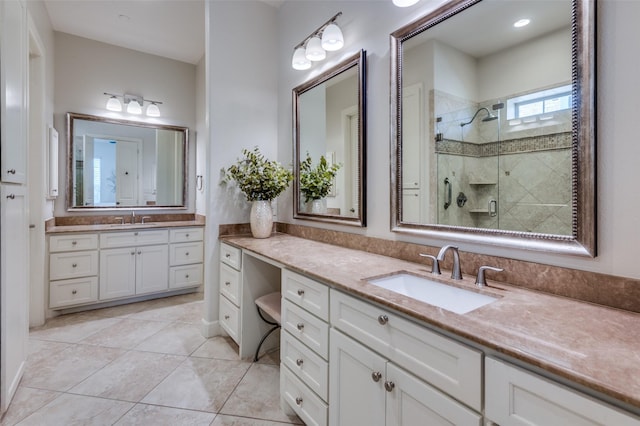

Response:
(254, 291), (282, 362)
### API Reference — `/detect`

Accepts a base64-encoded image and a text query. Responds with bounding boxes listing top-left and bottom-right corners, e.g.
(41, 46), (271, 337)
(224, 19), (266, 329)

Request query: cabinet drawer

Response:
(49, 276), (98, 308)
(281, 365), (328, 426)
(220, 242), (241, 270)
(282, 269), (329, 321)
(170, 241), (203, 265)
(282, 330), (328, 401)
(219, 295), (240, 344)
(49, 251), (98, 280)
(49, 234), (98, 252)
(170, 227), (203, 243)
(282, 299), (329, 360)
(220, 262), (241, 306)
(485, 357), (640, 426)
(169, 264), (203, 289)
(100, 230), (168, 248)
(330, 289), (482, 411)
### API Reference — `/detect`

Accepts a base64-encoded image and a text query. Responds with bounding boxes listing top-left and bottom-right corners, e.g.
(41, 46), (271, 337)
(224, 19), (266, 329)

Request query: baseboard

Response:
(201, 318), (222, 338)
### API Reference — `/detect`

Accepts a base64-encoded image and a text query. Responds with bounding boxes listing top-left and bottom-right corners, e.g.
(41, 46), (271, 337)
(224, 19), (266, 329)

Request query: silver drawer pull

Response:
(185, 252), (189, 256)
(7, 169), (16, 174)
(377, 314), (389, 325)
(295, 397), (303, 406)
(225, 281), (231, 286)
(134, 232), (139, 236)
(224, 315), (230, 320)
(131, 251), (135, 256)
(137, 250), (142, 255)
(71, 289), (77, 295)
(72, 263), (78, 268)
(225, 253), (231, 258)
(6, 194), (15, 199)
(384, 381), (395, 392)
(296, 358), (304, 367)
(71, 241), (77, 245)
(297, 289), (305, 296)
(185, 274), (190, 279)
(296, 323), (304, 331)
(186, 234), (190, 238)
(371, 371), (382, 382)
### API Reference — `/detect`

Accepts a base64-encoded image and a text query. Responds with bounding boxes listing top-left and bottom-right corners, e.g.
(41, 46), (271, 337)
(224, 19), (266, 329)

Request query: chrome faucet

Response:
(419, 253), (441, 275)
(131, 211), (136, 224)
(436, 245), (462, 280)
(141, 216), (152, 224)
(475, 266), (503, 287)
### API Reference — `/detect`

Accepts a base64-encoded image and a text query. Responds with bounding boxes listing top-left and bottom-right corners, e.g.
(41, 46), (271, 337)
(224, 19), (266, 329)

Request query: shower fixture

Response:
(460, 107), (498, 127)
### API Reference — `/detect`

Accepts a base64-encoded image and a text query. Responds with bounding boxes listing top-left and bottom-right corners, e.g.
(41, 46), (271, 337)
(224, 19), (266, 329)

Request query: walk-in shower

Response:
(459, 107), (498, 127)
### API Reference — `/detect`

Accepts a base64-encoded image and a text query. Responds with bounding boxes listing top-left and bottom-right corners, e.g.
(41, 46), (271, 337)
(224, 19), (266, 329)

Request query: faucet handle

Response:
(114, 216), (125, 225)
(419, 253), (441, 275)
(141, 216), (152, 224)
(476, 266), (503, 287)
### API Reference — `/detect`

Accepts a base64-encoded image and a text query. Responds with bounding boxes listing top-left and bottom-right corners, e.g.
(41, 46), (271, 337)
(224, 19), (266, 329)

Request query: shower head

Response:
(460, 107), (497, 127)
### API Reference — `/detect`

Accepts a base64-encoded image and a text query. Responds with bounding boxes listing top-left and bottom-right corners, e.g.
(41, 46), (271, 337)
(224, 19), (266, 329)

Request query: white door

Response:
(402, 84), (424, 222)
(99, 247), (136, 300)
(329, 329), (386, 426)
(136, 244), (169, 294)
(116, 140), (139, 206)
(0, 185), (29, 413)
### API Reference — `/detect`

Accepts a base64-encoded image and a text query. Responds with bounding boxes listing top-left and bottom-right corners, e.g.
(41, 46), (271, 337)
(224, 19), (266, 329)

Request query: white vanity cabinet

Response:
(219, 242), (242, 343)
(169, 228), (204, 289)
(49, 233), (99, 308)
(485, 357), (640, 426)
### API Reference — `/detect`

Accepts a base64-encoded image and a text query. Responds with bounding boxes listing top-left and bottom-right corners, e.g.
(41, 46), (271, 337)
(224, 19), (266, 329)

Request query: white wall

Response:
(53, 32), (197, 215)
(196, 56), (207, 216)
(275, 0), (640, 281)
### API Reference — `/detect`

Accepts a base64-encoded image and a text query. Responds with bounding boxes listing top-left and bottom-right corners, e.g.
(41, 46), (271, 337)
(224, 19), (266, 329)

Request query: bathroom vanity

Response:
(219, 234), (640, 426)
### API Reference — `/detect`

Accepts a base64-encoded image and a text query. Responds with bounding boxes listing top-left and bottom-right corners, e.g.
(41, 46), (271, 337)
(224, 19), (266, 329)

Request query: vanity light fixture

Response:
(103, 92), (163, 117)
(513, 18), (531, 28)
(291, 12), (343, 70)
(392, 0), (420, 7)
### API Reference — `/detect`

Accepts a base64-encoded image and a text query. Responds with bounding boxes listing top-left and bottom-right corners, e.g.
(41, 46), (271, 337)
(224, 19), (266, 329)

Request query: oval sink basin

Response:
(367, 273), (497, 314)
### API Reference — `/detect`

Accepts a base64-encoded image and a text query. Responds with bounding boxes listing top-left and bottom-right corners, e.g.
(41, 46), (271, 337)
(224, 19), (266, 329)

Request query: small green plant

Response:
(223, 147), (293, 201)
(299, 153), (341, 203)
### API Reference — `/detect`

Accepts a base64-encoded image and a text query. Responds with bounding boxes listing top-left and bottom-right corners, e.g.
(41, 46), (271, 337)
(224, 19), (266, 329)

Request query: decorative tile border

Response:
(436, 132), (572, 157)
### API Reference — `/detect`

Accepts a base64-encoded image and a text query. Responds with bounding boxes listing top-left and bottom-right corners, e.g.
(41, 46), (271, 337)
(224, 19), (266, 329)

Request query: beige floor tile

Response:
(191, 336), (242, 361)
(220, 364), (300, 424)
(28, 313), (121, 343)
(142, 358), (251, 413)
(126, 300), (203, 323)
(134, 322), (206, 355)
(78, 300), (155, 319)
(27, 339), (72, 365)
(211, 414), (302, 425)
(0, 386), (60, 426)
(79, 318), (171, 349)
(114, 404), (215, 426)
(69, 350), (185, 402)
(15, 393), (133, 426)
(21, 344), (125, 391)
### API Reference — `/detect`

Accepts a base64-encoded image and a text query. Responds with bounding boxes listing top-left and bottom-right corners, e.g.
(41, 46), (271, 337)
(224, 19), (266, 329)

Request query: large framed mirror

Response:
(67, 112), (188, 210)
(390, 0), (595, 256)
(293, 50), (367, 226)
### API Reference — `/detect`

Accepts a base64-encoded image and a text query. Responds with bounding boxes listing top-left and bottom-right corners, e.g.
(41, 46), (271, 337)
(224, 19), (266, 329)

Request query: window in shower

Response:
(506, 84), (572, 121)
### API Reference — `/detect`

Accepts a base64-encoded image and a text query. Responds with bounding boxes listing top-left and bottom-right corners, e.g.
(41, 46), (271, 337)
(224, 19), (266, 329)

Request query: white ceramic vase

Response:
(310, 198), (327, 214)
(250, 200), (273, 238)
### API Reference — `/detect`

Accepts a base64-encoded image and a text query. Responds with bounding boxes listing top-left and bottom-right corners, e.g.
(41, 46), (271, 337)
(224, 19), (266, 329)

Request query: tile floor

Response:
(1, 293), (302, 426)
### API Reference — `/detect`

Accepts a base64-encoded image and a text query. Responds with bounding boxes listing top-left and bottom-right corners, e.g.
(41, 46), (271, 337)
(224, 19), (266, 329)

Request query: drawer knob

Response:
(186, 234), (190, 238)
(185, 252), (189, 256)
(6, 194), (15, 199)
(224, 315), (230, 320)
(371, 371), (382, 382)
(295, 397), (303, 406)
(7, 169), (16, 174)
(297, 289), (305, 296)
(131, 251), (135, 256)
(134, 232), (139, 236)
(138, 250), (142, 255)
(384, 381), (395, 392)
(296, 358), (304, 367)
(225, 281), (231, 286)
(71, 289), (77, 295)
(377, 314), (389, 325)
(225, 253), (231, 258)
(72, 241), (77, 245)
(72, 263), (78, 268)
(296, 323), (305, 331)
(185, 274), (190, 279)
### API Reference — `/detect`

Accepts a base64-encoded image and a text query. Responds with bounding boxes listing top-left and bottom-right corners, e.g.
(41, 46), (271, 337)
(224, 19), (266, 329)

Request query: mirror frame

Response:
(293, 49), (367, 227)
(390, 0), (595, 257)
(66, 112), (189, 211)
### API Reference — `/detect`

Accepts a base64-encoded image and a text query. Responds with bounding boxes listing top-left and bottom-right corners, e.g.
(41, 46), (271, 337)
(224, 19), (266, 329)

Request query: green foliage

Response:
(224, 147), (293, 201)
(299, 153), (341, 203)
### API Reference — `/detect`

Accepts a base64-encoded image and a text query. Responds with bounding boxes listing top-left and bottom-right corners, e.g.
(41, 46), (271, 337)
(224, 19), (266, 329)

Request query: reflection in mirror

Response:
(293, 50), (366, 226)
(67, 113), (188, 210)
(391, 0), (595, 256)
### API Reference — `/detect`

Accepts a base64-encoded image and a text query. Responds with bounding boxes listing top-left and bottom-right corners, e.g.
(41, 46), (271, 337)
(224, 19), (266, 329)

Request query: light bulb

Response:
(146, 103), (161, 117)
(106, 96), (122, 112)
(127, 99), (142, 114)
(305, 36), (326, 61)
(292, 47), (311, 70)
(392, 0), (420, 6)
(321, 23), (344, 51)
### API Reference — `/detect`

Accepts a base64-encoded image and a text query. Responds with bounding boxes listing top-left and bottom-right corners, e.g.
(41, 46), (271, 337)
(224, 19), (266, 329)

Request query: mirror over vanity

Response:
(390, 0), (595, 256)
(67, 112), (188, 210)
(293, 50), (367, 226)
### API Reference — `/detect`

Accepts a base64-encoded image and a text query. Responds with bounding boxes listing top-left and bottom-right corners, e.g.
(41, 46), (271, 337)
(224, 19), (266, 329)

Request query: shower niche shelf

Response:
(469, 208), (490, 214)
(469, 181), (497, 186)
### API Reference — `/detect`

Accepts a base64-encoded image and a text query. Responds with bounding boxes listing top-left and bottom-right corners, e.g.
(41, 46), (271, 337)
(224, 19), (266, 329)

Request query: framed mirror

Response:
(293, 50), (367, 226)
(67, 112), (188, 210)
(390, 0), (595, 256)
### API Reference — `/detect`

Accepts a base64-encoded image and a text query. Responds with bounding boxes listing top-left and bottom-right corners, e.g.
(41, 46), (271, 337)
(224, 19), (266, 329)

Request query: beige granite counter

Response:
(46, 220), (204, 234)
(46, 214), (205, 234)
(221, 233), (640, 411)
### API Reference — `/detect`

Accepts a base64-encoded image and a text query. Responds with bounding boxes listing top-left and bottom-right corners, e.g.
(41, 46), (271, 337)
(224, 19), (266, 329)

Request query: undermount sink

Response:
(367, 273), (498, 314)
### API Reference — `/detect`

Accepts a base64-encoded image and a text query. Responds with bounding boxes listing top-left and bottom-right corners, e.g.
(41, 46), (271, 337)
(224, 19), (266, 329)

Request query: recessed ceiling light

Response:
(513, 19), (530, 28)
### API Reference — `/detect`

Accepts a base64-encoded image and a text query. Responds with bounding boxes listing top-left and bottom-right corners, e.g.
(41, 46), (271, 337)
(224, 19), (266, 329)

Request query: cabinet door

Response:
(386, 363), (482, 426)
(136, 244), (169, 294)
(0, 0), (27, 184)
(99, 247), (136, 300)
(329, 329), (385, 426)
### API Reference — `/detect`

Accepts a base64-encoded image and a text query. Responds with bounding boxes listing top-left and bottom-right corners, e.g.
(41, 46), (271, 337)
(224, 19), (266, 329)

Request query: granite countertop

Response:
(221, 233), (640, 410)
(46, 220), (205, 234)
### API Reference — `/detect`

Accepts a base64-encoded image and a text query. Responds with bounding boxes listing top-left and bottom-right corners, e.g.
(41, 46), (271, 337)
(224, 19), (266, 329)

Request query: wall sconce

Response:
(392, 0), (420, 6)
(103, 92), (163, 117)
(291, 12), (344, 71)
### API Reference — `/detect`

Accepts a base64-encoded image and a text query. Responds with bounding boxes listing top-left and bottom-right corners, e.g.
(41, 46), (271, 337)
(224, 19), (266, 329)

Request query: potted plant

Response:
(224, 147), (293, 238)
(299, 153), (341, 214)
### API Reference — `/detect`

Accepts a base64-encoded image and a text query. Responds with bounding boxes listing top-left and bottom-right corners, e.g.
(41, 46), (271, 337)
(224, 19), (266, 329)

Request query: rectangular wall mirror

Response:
(293, 50), (367, 227)
(67, 112), (188, 210)
(390, 0), (595, 256)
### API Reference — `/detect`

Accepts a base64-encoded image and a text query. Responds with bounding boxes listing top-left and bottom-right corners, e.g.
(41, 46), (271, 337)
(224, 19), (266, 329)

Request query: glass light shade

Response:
(305, 36), (326, 61)
(392, 0), (420, 6)
(321, 23), (344, 51)
(127, 100), (142, 114)
(106, 96), (122, 112)
(292, 47), (311, 70)
(146, 103), (161, 117)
